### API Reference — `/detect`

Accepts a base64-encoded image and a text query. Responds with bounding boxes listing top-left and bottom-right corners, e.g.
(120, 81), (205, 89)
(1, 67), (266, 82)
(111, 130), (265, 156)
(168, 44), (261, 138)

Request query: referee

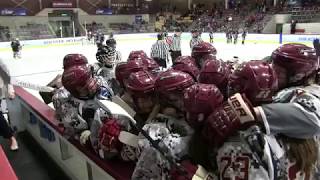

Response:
(170, 29), (182, 63)
(190, 29), (203, 50)
(151, 34), (170, 70)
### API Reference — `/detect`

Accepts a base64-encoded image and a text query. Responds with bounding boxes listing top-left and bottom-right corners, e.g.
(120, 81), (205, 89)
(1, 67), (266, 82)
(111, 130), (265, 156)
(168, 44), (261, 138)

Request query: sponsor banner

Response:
(52, 1), (73, 8)
(96, 8), (113, 15)
(282, 34), (320, 43)
(0, 37), (84, 50)
(0, 8), (27, 16)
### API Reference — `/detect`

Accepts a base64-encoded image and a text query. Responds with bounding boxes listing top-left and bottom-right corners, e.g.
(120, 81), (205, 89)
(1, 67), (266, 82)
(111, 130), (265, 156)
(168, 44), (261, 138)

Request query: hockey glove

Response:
(80, 130), (91, 145)
(98, 118), (123, 153)
(202, 93), (257, 146)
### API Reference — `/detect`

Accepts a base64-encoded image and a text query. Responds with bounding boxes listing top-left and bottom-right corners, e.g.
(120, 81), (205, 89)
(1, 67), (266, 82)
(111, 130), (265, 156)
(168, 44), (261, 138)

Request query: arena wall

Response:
(0, 33), (319, 52)
(282, 22), (320, 34)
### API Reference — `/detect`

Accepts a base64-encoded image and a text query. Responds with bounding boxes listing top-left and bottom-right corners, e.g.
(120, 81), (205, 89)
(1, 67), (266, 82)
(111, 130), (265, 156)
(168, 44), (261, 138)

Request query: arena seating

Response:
(84, 23), (108, 34)
(0, 25), (11, 42)
(16, 23), (56, 40)
(287, 6), (320, 23)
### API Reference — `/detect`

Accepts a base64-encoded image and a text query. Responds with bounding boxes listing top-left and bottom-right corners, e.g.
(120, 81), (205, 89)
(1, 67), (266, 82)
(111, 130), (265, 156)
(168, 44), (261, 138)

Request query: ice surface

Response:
(0, 38), (281, 97)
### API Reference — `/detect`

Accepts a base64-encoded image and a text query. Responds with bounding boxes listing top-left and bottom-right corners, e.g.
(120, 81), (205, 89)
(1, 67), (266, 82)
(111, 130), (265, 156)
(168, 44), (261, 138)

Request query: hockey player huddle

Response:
(44, 34), (320, 180)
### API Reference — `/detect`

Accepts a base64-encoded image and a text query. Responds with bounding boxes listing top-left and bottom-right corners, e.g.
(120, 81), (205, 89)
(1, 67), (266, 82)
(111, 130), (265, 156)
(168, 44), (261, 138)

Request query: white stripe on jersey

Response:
(170, 36), (181, 51)
(151, 40), (169, 60)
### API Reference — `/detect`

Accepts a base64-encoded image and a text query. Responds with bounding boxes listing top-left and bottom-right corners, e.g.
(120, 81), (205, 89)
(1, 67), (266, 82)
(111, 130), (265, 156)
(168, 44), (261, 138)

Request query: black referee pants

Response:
(153, 57), (167, 68)
(0, 111), (13, 139)
(171, 51), (182, 64)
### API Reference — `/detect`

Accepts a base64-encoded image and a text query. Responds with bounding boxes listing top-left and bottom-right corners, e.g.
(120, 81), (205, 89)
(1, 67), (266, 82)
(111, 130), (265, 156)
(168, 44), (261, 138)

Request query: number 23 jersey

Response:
(216, 135), (270, 180)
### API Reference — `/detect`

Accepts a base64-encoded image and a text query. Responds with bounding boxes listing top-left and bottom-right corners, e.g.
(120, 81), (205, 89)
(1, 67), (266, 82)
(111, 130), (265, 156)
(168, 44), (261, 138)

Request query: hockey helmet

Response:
(271, 43), (319, 85)
(155, 69), (195, 93)
(184, 83), (224, 129)
(115, 62), (128, 87)
(172, 56), (199, 80)
(228, 60), (278, 105)
(141, 57), (160, 73)
(62, 65), (98, 99)
(198, 58), (230, 93)
(63, 54), (88, 69)
(192, 42), (217, 68)
(155, 69), (195, 111)
(96, 45), (117, 68)
(125, 71), (156, 97)
(105, 38), (116, 49)
(128, 50), (147, 60)
(125, 71), (157, 114)
(115, 60), (145, 87)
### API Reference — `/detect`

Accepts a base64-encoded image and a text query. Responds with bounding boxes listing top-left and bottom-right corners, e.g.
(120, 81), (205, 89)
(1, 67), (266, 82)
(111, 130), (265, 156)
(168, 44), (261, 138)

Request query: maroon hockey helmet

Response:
(155, 69), (195, 93)
(128, 50), (147, 60)
(115, 60), (145, 87)
(63, 54), (88, 69)
(141, 57), (160, 72)
(184, 83), (224, 129)
(175, 56), (197, 64)
(62, 65), (98, 99)
(271, 43), (319, 84)
(198, 59), (231, 92)
(125, 71), (156, 97)
(126, 59), (146, 74)
(228, 60), (278, 105)
(192, 42), (217, 67)
(172, 56), (200, 80)
(115, 62), (128, 87)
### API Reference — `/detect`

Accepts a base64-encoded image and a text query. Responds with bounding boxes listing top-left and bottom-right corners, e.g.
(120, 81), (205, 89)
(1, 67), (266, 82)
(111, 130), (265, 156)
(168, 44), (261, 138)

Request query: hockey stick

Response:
(10, 77), (55, 92)
(97, 99), (188, 177)
(111, 96), (136, 117)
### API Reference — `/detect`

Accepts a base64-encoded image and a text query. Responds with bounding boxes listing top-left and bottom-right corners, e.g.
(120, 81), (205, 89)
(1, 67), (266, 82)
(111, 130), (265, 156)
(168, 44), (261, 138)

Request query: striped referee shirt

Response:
(170, 35), (181, 51)
(190, 37), (203, 49)
(151, 40), (170, 60)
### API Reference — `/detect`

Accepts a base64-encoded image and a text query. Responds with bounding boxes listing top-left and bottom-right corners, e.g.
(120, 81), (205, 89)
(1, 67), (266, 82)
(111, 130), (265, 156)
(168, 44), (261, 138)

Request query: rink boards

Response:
(0, 33), (319, 52)
(8, 86), (134, 180)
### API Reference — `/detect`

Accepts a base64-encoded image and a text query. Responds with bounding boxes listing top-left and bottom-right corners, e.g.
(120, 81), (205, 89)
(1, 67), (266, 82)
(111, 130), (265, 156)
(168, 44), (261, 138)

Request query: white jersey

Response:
(52, 88), (88, 137)
(259, 84), (320, 139)
(132, 114), (193, 180)
(88, 99), (132, 159)
(216, 126), (271, 180)
(216, 126), (310, 180)
(268, 135), (313, 180)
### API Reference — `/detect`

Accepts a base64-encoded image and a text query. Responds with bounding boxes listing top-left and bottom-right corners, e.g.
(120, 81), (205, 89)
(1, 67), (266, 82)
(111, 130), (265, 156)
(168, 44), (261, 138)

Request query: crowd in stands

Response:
(155, 1), (274, 34)
(0, 25), (10, 42)
(17, 23), (55, 40)
(1, 0), (320, 42)
(84, 19), (151, 35)
(0, 23), (57, 42)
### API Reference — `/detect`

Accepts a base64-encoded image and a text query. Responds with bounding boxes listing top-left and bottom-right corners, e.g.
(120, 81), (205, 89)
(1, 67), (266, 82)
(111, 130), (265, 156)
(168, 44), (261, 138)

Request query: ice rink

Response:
(0, 37), (281, 97)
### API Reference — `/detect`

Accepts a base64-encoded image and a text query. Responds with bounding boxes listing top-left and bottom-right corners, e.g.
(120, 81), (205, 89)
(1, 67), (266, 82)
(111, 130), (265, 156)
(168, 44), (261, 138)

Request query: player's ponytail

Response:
(281, 136), (318, 177)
